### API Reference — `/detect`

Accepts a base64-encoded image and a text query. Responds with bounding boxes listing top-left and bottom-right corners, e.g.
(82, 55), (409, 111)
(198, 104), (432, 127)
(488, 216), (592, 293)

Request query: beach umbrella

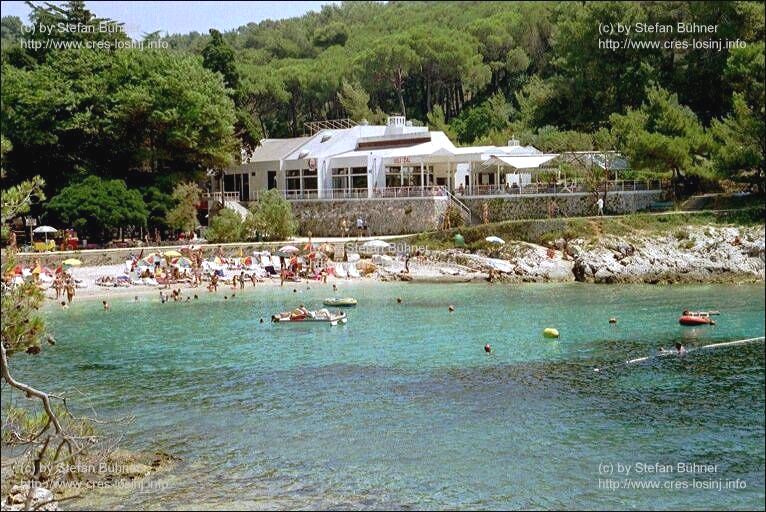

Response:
(33, 225), (57, 243)
(243, 256), (253, 266)
(279, 245), (300, 257)
(140, 253), (161, 265)
(62, 258), (82, 266)
(171, 256), (192, 268)
(279, 245), (300, 254)
(163, 250), (182, 258)
(361, 240), (391, 249)
(12, 264), (23, 275)
(485, 236), (505, 245)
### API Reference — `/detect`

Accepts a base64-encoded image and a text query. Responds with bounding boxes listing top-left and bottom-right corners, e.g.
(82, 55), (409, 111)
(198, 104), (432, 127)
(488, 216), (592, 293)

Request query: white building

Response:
(212, 116), (559, 202)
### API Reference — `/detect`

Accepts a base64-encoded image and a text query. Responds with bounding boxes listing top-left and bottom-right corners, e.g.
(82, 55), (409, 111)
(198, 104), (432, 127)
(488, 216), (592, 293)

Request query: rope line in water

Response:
(594, 336), (765, 373)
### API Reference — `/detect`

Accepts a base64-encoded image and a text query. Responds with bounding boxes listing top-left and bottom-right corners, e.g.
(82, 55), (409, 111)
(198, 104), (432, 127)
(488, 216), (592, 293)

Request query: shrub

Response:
(248, 189), (297, 241)
(207, 209), (246, 242)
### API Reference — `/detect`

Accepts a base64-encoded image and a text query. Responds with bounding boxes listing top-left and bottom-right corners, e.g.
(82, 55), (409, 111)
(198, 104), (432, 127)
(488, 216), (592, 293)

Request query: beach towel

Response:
(334, 264), (348, 278)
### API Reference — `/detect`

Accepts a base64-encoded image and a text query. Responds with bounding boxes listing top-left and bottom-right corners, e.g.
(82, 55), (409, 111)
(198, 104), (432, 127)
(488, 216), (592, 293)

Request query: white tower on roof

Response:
(385, 115), (406, 135)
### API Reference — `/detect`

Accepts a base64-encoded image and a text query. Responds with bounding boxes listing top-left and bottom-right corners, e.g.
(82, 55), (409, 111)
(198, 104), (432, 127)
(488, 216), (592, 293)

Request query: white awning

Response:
(481, 154), (559, 170)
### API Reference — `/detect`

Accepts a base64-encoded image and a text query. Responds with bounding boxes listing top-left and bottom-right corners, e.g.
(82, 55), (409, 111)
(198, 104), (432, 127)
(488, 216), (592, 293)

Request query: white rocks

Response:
(572, 226), (764, 283)
(2, 485), (58, 511)
(426, 225), (764, 284)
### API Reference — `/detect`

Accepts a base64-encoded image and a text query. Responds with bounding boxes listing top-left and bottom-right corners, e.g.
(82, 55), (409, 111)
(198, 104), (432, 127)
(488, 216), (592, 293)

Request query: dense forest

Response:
(1, 1), (764, 238)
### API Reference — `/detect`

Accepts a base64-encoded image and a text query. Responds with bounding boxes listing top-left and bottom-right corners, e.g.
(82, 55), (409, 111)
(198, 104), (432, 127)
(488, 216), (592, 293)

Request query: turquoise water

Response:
(6, 283), (765, 510)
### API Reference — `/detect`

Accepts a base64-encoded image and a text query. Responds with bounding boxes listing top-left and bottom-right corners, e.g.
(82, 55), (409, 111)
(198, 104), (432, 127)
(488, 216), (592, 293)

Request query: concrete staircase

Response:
(443, 187), (473, 225)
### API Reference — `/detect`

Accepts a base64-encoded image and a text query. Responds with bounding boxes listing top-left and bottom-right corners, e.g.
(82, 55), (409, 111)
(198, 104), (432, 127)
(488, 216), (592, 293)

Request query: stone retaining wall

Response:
(462, 191), (663, 223)
(291, 197), (449, 237)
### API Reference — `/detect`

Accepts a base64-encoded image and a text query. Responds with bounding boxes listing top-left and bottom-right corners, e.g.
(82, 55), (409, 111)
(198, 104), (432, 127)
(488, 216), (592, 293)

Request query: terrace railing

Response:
(323, 188), (371, 200)
(464, 180), (666, 197)
(372, 186), (446, 198)
(204, 191), (240, 203)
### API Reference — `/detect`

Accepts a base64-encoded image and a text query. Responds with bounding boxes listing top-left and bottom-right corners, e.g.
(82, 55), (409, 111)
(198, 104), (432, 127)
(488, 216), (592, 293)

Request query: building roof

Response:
(247, 137), (312, 163)
(482, 154), (559, 170)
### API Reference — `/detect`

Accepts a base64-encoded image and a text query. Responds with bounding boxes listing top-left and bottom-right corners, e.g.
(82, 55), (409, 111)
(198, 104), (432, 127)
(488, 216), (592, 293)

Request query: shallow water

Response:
(5, 283), (765, 510)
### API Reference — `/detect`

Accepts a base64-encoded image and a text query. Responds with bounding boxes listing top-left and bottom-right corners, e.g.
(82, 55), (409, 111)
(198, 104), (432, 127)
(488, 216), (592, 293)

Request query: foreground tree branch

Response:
(1, 342), (63, 435)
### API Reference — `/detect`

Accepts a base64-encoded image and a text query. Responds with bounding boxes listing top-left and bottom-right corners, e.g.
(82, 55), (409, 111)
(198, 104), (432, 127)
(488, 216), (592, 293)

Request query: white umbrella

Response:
(361, 240), (391, 249)
(278, 245), (300, 254)
(33, 225), (57, 243)
(485, 236), (506, 245)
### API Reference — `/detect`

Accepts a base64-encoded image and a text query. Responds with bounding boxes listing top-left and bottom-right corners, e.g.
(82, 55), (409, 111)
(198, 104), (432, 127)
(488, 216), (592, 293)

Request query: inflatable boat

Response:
(323, 297), (358, 307)
(679, 311), (718, 326)
(272, 308), (347, 326)
(679, 314), (716, 326)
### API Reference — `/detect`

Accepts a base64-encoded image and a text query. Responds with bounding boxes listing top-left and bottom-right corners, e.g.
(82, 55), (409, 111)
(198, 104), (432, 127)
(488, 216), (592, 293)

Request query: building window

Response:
(286, 169), (301, 192)
(302, 168), (317, 192)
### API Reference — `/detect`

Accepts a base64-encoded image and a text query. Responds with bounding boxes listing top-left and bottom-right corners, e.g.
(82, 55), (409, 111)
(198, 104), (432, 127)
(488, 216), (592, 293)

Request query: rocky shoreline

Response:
(415, 225), (764, 284)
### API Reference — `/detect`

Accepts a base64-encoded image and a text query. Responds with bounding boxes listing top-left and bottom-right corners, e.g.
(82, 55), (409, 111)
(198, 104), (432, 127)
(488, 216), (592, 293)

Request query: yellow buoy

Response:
(543, 328), (560, 339)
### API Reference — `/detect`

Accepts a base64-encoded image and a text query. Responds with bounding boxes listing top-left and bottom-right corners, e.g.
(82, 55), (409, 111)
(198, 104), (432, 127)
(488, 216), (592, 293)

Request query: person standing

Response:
(65, 280), (75, 305)
(596, 197), (604, 216)
(356, 216), (364, 238)
(340, 218), (348, 238)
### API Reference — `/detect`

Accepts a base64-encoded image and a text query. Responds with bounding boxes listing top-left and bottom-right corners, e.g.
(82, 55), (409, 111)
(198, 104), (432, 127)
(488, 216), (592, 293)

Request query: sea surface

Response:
(5, 283), (765, 510)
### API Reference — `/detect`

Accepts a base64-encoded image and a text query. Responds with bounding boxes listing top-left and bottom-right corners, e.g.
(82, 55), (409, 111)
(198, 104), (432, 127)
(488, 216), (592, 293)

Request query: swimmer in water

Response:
(675, 342), (687, 356)
(484, 343), (492, 353)
(194, 294), (198, 300)
(448, 305), (455, 312)
(60, 301), (68, 310)
(134, 296), (139, 302)
(396, 297), (402, 304)
(102, 300), (110, 311)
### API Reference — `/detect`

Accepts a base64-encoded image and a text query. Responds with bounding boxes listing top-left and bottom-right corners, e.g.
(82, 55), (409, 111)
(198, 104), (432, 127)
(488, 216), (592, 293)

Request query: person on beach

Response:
(356, 217), (364, 238)
(487, 268), (495, 284)
(250, 273), (257, 287)
(596, 197), (604, 216)
(240, 271), (246, 290)
(65, 281), (75, 305)
(405, 253), (411, 273)
(53, 276), (62, 300)
(341, 218), (348, 238)
(232, 274), (238, 290)
(211, 273), (219, 292)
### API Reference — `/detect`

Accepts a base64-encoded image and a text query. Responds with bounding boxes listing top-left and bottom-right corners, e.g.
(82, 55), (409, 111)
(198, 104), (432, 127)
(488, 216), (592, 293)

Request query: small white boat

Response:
(323, 297), (358, 307)
(271, 308), (348, 326)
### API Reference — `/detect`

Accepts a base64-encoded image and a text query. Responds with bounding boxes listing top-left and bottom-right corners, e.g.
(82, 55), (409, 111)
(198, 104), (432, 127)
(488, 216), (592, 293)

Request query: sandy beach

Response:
(47, 257), (487, 304)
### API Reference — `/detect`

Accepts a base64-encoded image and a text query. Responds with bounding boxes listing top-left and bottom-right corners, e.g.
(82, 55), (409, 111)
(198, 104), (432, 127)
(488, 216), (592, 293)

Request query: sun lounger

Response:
(333, 264), (348, 278)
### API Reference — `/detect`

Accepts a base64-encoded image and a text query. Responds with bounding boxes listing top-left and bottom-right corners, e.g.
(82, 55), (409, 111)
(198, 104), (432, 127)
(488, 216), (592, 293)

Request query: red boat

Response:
(679, 311), (718, 326)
